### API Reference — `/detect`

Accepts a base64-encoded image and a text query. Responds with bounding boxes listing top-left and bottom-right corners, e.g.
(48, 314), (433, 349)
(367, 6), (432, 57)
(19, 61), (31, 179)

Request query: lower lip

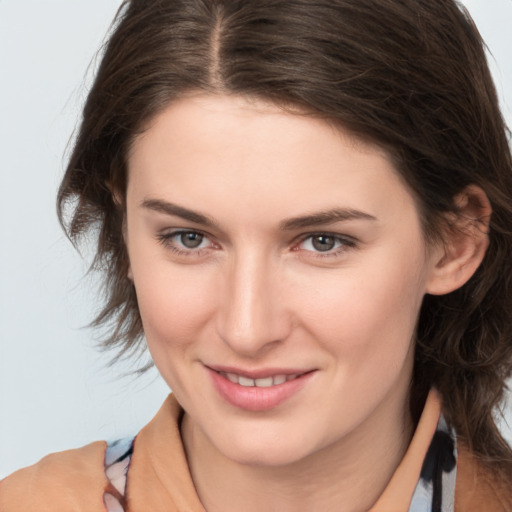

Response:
(207, 369), (315, 412)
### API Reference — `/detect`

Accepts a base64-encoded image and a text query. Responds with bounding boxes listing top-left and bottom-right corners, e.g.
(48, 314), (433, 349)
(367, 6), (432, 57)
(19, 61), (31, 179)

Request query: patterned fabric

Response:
(409, 415), (458, 512)
(103, 437), (134, 512)
(102, 416), (458, 512)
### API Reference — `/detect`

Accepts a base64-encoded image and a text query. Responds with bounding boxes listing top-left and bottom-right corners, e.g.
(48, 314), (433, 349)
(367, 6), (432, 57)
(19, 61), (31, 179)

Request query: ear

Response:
(426, 185), (491, 296)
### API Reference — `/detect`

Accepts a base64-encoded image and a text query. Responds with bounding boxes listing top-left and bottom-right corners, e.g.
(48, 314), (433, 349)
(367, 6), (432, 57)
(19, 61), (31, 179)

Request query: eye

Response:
(305, 234), (340, 252)
(297, 233), (355, 255)
(156, 229), (214, 255)
(179, 231), (205, 249)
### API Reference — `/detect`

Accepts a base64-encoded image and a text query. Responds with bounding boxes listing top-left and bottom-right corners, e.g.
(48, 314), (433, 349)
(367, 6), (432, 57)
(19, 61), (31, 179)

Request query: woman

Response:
(2, 0), (512, 510)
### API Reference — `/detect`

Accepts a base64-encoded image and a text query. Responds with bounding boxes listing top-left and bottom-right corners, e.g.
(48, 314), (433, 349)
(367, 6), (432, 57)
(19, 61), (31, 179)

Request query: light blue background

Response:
(1, 0), (511, 478)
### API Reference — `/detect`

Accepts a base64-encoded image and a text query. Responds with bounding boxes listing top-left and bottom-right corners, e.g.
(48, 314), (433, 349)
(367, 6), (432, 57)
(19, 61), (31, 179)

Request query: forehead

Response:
(127, 94), (418, 229)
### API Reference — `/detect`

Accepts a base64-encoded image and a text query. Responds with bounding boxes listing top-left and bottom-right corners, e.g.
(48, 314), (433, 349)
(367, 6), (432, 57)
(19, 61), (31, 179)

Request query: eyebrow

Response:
(141, 198), (377, 230)
(279, 208), (377, 230)
(141, 198), (217, 227)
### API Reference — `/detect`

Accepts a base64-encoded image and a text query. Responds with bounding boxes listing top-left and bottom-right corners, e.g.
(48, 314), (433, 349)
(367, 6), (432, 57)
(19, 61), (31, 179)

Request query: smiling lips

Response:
(207, 366), (315, 411)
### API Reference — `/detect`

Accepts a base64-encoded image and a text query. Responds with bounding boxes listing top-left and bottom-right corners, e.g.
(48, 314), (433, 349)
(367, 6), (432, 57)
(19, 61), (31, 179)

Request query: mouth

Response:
(206, 366), (316, 411)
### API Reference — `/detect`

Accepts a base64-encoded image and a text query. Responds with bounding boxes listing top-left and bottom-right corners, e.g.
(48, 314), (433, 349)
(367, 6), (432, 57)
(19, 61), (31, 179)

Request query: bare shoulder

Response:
(456, 443), (512, 512)
(0, 441), (108, 512)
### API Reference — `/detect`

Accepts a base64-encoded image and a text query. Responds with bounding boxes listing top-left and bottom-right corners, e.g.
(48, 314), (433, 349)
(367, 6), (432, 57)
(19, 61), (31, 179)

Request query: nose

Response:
(216, 250), (292, 357)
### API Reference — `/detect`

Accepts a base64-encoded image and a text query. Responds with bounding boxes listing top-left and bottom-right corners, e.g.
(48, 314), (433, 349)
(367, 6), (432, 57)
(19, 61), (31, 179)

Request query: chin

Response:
(212, 425), (324, 468)
(225, 443), (310, 468)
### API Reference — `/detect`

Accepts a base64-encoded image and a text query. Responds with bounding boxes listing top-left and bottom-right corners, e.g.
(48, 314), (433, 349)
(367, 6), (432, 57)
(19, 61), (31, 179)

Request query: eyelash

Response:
(155, 230), (357, 259)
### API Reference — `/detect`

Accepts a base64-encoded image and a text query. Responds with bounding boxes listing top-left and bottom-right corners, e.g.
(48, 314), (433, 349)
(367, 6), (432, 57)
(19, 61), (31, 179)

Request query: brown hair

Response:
(58, 0), (512, 473)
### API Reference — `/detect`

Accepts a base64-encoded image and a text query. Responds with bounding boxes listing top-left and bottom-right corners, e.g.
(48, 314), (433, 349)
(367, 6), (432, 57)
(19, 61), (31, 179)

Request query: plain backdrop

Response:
(1, 0), (511, 478)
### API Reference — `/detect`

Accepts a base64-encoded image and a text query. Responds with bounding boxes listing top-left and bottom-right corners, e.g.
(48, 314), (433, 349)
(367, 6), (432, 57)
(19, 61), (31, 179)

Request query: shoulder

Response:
(0, 441), (109, 512)
(455, 443), (512, 512)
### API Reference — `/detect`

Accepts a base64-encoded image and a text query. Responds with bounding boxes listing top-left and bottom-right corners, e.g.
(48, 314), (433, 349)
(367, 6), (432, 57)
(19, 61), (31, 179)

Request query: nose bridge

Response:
(217, 247), (288, 355)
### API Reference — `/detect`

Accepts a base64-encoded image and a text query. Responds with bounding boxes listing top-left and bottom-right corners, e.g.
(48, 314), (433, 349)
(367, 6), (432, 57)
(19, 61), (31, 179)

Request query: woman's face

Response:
(125, 94), (440, 467)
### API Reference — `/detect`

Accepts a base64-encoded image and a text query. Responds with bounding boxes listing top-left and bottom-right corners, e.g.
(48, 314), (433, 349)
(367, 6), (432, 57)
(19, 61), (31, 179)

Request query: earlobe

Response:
(426, 185), (491, 296)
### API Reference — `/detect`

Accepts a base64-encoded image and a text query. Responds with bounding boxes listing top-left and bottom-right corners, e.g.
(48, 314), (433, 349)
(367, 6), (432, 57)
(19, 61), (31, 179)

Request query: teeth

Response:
(239, 376), (255, 387)
(273, 375), (286, 385)
(226, 373), (239, 383)
(254, 377), (274, 387)
(222, 372), (300, 387)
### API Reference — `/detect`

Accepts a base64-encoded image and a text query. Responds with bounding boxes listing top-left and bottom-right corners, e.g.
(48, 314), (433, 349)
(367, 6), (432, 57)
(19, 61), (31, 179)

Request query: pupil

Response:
(181, 232), (203, 248)
(312, 235), (335, 252)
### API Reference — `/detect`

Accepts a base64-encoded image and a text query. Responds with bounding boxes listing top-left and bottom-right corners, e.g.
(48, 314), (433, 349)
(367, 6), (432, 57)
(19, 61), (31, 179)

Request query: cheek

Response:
(296, 250), (427, 365)
(131, 257), (215, 350)
(132, 264), (218, 395)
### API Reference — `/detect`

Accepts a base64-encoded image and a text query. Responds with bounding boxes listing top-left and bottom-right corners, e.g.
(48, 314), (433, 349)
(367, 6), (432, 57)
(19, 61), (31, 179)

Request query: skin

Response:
(124, 94), (488, 512)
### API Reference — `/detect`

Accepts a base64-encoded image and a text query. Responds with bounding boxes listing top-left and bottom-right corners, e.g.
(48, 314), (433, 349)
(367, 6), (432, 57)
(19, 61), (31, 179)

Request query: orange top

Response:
(1, 391), (511, 511)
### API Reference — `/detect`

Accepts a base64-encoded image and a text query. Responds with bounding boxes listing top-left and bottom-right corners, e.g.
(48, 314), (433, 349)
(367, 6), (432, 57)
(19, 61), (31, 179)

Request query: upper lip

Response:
(206, 364), (315, 379)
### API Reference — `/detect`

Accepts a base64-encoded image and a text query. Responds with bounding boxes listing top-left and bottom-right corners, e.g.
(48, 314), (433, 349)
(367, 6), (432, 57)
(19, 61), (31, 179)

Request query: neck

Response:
(181, 386), (414, 512)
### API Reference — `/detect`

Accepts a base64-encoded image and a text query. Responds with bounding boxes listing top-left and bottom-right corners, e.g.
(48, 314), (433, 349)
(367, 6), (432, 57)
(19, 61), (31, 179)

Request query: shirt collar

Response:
(125, 389), (454, 512)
